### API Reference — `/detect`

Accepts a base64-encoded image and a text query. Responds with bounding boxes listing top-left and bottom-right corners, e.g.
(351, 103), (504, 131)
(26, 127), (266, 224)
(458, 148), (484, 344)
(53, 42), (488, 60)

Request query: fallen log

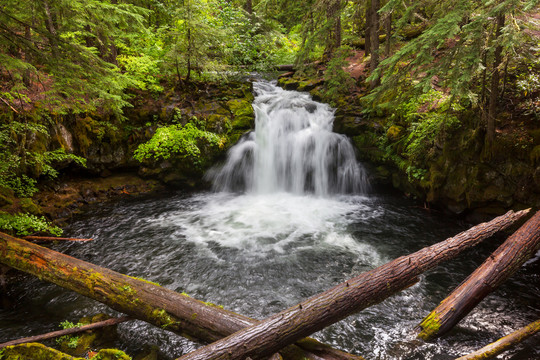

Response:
(455, 319), (540, 360)
(176, 209), (530, 360)
(23, 236), (93, 242)
(275, 64), (295, 71)
(0, 232), (361, 360)
(0, 316), (132, 348)
(417, 210), (540, 340)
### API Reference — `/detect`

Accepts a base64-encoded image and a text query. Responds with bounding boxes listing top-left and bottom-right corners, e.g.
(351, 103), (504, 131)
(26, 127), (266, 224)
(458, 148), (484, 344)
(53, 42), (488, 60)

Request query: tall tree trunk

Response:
(0, 232), (362, 360)
(369, 0), (380, 88)
(245, 0), (253, 15)
(325, 0), (342, 59)
(22, 25), (31, 87)
(176, 210), (530, 360)
(42, 0), (58, 57)
(417, 211), (540, 340)
(364, 0), (372, 56)
(384, 11), (391, 57)
(186, 27), (192, 83)
(486, 13), (505, 145)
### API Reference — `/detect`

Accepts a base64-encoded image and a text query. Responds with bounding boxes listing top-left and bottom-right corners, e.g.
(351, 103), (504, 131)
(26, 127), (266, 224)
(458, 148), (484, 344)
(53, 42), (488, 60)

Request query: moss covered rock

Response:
(0, 343), (78, 360)
(19, 198), (42, 215)
(0, 186), (15, 208)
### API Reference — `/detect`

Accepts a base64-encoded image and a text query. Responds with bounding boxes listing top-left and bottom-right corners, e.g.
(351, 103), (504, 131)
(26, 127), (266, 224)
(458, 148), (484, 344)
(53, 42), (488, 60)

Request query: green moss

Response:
(203, 301), (224, 309)
(91, 349), (131, 360)
(226, 99), (254, 119)
(231, 115), (253, 130)
(126, 275), (160, 287)
(386, 126), (404, 141)
(150, 308), (175, 329)
(19, 198), (42, 215)
(417, 312), (442, 340)
(0, 186), (15, 207)
(206, 114), (232, 134)
(0, 343), (78, 360)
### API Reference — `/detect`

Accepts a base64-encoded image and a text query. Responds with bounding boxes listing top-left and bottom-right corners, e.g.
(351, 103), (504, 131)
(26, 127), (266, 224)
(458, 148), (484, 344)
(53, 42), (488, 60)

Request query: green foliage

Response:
(0, 118), (87, 196)
(133, 119), (225, 165)
(117, 54), (163, 93)
(377, 90), (461, 182)
(56, 320), (84, 349)
(0, 212), (63, 236)
(322, 46), (355, 105)
(369, 0), (540, 112)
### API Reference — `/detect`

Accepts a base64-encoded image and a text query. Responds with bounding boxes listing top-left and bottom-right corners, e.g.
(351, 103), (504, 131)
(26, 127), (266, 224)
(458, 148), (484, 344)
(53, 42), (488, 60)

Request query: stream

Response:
(1, 81), (538, 359)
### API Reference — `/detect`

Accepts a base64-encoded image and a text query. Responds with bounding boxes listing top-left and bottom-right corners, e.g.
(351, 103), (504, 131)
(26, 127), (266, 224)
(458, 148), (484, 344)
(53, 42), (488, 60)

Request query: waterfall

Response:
(208, 81), (368, 196)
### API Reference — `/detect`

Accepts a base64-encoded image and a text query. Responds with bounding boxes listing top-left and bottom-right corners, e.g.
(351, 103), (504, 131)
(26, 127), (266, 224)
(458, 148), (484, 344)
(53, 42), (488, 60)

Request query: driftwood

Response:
(0, 232), (362, 360)
(417, 211), (540, 340)
(23, 236), (93, 242)
(176, 210), (530, 360)
(0, 316), (132, 348)
(455, 319), (540, 360)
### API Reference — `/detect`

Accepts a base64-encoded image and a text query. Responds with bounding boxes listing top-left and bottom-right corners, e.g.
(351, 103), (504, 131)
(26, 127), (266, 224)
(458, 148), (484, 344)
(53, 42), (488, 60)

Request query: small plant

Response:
(0, 212), (63, 236)
(322, 46), (355, 105)
(56, 320), (84, 349)
(133, 121), (225, 166)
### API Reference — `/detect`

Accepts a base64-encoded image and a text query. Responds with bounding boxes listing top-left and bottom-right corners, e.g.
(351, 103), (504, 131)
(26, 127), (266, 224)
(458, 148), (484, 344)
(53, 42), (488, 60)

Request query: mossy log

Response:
(0, 316), (131, 348)
(0, 232), (361, 360)
(176, 210), (530, 360)
(455, 319), (540, 360)
(417, 211), (540, 340)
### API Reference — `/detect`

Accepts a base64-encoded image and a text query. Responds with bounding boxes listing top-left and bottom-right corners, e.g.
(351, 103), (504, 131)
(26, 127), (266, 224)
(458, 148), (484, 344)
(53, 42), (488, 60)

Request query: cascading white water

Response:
(208, 81), (368, 196)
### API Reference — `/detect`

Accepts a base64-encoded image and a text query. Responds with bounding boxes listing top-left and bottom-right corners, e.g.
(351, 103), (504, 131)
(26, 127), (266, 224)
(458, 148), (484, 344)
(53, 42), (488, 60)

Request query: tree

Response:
(366, 0), (540, 145)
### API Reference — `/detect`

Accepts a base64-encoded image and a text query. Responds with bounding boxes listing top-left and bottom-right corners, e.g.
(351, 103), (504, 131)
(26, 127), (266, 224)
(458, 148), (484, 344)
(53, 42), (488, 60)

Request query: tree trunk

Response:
(364, 0), (372, 56)
(42, 0), (58, 57)
(186, 27), (192, 83)
(324, 0), (341, 59)
(369, 0), (380, 88)
(0, 232), (362, 360)
(486, 13), (505, 145)
(245, 0), (253, 15)
(384, 11), (391, 57)
(176, 210), (530, 360)
(416, 210), (540, 340)
(455, 319), (540, 360)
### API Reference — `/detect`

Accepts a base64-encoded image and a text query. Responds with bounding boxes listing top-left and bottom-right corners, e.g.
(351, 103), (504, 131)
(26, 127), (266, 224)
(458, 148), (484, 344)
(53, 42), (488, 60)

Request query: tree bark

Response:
(416, 211), (540, 340)
(245, 0), (253, 15)
(0, 232), (362, 360)
(486, 13), (505, 145)
(455, 319), (540, 360)
(364, 0), (372, 56)
(176, 210), (530, 360)
(384, 11), (391, 57)
(369, 0), (380, 88)
(324, 0), (342, 58)
(42, 0), (58, 57)
(0, 316), (132, 348)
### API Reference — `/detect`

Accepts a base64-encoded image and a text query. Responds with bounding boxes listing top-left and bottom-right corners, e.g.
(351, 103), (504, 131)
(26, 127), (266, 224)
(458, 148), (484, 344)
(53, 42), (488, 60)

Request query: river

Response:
(0, 81), (538, 359)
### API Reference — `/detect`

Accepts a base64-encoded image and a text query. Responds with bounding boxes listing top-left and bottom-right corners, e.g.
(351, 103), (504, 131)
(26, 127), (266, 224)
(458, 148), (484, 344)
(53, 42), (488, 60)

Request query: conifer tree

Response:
(367, 0), (539, 144)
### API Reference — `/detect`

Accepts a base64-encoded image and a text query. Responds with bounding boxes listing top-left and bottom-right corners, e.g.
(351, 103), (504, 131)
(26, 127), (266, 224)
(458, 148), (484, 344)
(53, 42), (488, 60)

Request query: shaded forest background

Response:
(1, 0), (539, 234)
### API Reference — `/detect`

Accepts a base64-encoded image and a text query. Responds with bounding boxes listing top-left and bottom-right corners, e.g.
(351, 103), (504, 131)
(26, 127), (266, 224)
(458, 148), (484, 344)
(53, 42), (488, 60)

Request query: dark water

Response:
(1, 81), (539, 359)
(1, 190), (538, 359)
